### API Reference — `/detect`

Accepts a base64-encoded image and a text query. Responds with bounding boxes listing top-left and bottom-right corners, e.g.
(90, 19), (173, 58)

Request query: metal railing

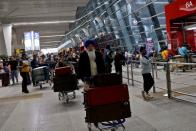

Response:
(123, 60), (196, 103)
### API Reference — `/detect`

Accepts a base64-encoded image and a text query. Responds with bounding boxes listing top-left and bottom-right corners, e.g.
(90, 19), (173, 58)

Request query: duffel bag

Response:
(92, 73), (122, 87)
(85, 101), (131, 123)
(84, 84), (129, 107)
(55, 66), (73, 76)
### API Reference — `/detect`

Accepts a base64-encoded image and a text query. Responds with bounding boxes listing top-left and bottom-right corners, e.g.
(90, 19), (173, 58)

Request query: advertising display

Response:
(34, 32), (40, 50)
(24, 32), (32, 51)
(24, 31), (40, 51)
(146, 38), (154, 55)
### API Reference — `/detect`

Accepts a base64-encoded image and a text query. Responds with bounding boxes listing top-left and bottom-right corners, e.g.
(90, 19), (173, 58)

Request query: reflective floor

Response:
(0, 78), (196, 131)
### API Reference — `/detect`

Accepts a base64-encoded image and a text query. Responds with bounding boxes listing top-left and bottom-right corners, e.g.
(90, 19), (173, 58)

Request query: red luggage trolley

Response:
(83, 74), (131, 131)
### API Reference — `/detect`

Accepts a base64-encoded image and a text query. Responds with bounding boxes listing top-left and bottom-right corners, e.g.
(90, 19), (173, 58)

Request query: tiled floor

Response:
(0, 68), (196, 131)
(0, 82), (196, 131)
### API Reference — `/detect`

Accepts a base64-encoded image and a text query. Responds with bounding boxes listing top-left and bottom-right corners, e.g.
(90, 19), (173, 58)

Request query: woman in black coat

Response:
(78, 40), (105, 81)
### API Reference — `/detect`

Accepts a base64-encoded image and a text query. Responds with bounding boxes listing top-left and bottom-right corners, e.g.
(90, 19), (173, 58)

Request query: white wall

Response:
(3, 24), (12, 56)
(0, 23), (7, 55)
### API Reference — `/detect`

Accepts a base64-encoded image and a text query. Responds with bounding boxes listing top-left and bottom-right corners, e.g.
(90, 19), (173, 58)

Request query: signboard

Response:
(24, 32), (32, 51)
(34, 32), (40, 50)
(24, 31), (40, 51)
(146, 38), (154, 55)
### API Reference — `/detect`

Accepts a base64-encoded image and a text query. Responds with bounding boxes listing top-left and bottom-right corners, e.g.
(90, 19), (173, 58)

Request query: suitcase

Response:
(33, 66), (47, 76)
(85, 102), (131, 123)
(53, 74), (78, 92)
(55, 66), (73, 76)
(34, 75), (45, 82)
(1, 73), (9, 87)
(53, 74), (77, 85)
(84, 84), (129, 107)
(53, 82), (78, 92)
(92, 73), (122, 87)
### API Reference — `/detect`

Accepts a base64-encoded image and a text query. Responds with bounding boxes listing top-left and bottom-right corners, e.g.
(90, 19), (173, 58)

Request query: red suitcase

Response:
(55, 66), (73, 76)
(85, 101), (131, 123)
(84, 84), (129, 107)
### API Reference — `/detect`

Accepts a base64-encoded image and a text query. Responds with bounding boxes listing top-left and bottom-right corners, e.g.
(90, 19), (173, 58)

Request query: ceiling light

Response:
(41, 41), (61, 44)
(40, 35), (65, 38)
(12, 20), (75, 26)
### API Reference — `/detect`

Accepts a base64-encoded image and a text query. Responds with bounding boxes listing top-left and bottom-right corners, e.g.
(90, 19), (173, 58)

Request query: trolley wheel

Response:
(66, 98), (69, 103)
(40, 84), (43, 89)
(73, 91), (76, 99)
(88, 123), (92, 131)
(58, 92), (64, 101)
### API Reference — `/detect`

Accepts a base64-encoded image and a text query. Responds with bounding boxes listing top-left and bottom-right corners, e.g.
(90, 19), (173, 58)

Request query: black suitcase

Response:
(34, 75), (45, 82)
(33, 66), (49, 76)
(53, 82), (78, 92)
(85, 101), (131, 123)
(92, 73), (122, 87)
(53, 74), (78, 92)
(53, 74), (77, 85)
(1, 73), (9, 87)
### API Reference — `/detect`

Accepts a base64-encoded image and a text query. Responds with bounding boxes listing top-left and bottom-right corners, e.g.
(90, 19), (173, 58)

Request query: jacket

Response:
(79, 51), (105, 80)
(140, 56), (152, 74)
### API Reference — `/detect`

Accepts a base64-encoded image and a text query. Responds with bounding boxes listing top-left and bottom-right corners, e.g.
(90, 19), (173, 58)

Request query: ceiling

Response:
(0, 0), (89, 48)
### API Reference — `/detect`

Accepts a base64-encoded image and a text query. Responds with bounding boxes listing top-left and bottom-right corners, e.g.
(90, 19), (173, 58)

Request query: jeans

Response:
(21, 72), (29, 92)
(11, 70), (18, 84)
(142, 73), (154, 93)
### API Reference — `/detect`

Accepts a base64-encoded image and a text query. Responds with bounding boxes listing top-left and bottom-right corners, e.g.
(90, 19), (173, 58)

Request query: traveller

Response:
(178, 44), (189, 63)
(161, 46), (169, 62)
(31, 54), (39, 69)
(114, 49), (125, 75)
(0, 61), (10, 87)
(78, 39), (105, 82)
(140, 47), (154, 100)
(20, 58), (31, 93)
(104, 45), (113, 73)
(31, 55), (39, 86)
(9, 56), (19, 85)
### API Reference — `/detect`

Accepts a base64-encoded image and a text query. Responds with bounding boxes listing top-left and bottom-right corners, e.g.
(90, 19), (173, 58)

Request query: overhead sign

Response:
(24, 31), (40, 51)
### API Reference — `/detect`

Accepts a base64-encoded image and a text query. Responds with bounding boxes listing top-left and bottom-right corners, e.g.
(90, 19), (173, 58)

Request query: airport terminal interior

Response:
(0, 0), (196, 131)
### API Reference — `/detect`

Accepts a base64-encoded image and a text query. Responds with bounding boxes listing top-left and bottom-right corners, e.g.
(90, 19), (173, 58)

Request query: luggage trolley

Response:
(53, 66), (78, 103)
(32, 66), (52, 89)
(83, 74), (131, 131)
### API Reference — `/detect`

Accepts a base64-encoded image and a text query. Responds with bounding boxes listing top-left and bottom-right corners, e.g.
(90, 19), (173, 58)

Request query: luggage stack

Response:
(53, 66), (78, 92)
(84, 73), (131, 123)
(32, 66), (49, 83)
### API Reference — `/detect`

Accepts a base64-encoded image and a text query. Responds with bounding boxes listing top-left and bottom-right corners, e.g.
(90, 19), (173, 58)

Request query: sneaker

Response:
(146, 93), (154, 99)
(142, 91), (147, 100)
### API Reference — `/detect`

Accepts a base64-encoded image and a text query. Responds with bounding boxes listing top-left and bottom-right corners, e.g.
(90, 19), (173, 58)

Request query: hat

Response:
(84, 40), (96, 48)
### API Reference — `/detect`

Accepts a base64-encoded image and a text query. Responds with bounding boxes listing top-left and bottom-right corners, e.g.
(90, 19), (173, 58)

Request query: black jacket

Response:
(79, 51), (105, 80)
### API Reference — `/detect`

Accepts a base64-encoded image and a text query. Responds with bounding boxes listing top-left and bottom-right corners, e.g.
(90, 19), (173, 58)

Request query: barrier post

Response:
(127, 62), (130, 84)
(130, 61), (134, 86)
(166, 63), (172, 99)
(155, 63), (158, 79)
(152, 63), (156, 93)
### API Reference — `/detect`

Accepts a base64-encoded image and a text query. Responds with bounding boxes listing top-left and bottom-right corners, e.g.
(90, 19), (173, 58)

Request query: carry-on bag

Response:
(84, 84), (129, 107)
(85, 102), (131, 123)
(92, 73), (122, 87)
